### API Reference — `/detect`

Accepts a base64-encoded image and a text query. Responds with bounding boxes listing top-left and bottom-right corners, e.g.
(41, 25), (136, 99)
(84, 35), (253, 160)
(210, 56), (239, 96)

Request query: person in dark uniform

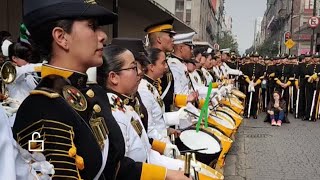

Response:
(243, 52), (264, 119)
(12, 0), (119, 179)
(261, 56), (270, 112)
(274, 54), (293, 115)
(304, 53), (320, 121)
(297, 54), (307, 119)
(145, 19), (176, 112)
(239, 54), (250, 98)
(288, 55), (299, 114)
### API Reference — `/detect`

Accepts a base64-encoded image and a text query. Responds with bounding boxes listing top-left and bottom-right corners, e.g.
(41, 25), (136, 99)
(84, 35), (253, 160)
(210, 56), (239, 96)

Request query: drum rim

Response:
(202, 126), (233, 143)
(213, 110), (237, 125)
(177, 155), (224, 179)
(179, 127), (222, 154)
(231, 89), (246, 96)
(218, 106), (243, 119)
(209, 114), (236, 129)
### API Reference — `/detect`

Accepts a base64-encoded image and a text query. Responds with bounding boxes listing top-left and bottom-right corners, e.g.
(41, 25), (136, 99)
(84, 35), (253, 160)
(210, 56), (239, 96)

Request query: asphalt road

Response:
(224, 113), (320, 180)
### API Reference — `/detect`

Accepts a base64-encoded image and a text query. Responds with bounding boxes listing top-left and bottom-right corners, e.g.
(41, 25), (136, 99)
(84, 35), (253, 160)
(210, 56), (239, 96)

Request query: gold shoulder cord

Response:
(16, 119), (82, 179)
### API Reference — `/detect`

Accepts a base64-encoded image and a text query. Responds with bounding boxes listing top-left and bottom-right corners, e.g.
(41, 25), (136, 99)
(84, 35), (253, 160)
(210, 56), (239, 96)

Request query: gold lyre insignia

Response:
(131, 117), (143, 137)
(89, 117), (109, 150)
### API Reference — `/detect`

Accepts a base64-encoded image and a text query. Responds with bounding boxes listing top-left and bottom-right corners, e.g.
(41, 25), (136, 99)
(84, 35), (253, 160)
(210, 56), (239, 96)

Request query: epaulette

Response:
(269, 73), (275, 77)
(30, 89), (60, 98)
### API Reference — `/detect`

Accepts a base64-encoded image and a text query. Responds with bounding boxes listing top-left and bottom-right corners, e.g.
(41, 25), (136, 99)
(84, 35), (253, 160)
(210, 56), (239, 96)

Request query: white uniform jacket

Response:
(201, 67), (214, 86)
(167, 55), (192, 95)
(138, 76), (180, 142)
(107, 92), (184, 170)
(7, 63), (42, 104)
(168, 55), (213, 98)
(189, 70), (206, 87)
(212, 66), (223, 81)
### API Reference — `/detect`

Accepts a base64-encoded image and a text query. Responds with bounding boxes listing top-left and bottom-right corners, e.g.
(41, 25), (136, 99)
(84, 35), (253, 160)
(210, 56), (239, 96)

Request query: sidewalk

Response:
(224, 114), (320, 180)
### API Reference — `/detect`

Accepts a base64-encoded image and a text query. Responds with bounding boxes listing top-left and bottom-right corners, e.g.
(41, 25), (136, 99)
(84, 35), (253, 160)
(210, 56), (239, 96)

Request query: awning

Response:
(101, 0), (195, 39)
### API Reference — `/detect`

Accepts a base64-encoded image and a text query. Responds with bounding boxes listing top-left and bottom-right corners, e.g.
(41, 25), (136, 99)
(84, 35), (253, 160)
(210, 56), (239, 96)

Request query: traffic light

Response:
(284, 31), (291, 42)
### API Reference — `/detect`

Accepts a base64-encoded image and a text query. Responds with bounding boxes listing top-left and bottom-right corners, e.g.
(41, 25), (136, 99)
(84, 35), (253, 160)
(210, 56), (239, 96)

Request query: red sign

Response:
(308, 16), (319, 28)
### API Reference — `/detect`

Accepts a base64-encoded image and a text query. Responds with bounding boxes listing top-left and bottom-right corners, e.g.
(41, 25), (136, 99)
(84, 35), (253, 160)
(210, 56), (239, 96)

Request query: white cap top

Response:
(173, 32), (196, 45)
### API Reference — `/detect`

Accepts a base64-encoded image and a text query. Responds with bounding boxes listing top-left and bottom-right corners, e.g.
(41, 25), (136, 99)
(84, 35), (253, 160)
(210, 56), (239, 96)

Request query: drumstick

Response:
(191, 153), (199, 180)
(184, 109), (199, 117)
(180, 148), (208, 153)
(170, 134), (176, 159)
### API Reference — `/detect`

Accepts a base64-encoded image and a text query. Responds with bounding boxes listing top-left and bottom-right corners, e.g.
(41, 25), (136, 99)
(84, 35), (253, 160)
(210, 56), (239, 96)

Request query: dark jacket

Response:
(265, 99), (290, 123)
(267, 99), (287, 114)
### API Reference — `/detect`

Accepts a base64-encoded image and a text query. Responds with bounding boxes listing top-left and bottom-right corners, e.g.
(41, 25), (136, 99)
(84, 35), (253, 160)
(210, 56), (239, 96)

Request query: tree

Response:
(245, 39), (279, 57)
(256, 39), (279, 57)
(217, 31), (239, 54)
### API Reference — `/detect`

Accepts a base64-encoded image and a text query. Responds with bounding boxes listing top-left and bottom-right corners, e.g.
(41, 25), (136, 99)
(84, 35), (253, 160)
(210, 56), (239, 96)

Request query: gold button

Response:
(86, 89), (94, 98)
(93, 104), (101, 113)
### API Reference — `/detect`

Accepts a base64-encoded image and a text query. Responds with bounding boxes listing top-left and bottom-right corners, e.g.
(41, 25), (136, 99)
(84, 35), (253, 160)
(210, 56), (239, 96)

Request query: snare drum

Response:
(201, 127), (233, 168)
(177, 156), (224, 180)
(216, 106), (243, 128)
(176, 128), (222, 166)
(231, 89), (246, 100)
(220, 98), (244, 115)
(208, 115), (236, 137)
(211, 111), (236, 127)
(230, 96), (243, 105)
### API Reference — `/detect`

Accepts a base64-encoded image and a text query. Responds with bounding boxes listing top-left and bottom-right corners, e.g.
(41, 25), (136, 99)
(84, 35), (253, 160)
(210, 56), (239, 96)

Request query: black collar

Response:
(41, 64), (88, 89)
(106, 88), (135, 106)
(143, 75), (158, 87)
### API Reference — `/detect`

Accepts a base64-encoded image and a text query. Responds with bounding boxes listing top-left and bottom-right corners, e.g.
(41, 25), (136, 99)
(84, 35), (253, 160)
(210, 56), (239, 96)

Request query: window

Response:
(175, 11), (184, 20)
(186, 0), (192, 9)
(305, 0), (314, 9)
(186, 9), (191, 24)
(176, 0), (184, 12)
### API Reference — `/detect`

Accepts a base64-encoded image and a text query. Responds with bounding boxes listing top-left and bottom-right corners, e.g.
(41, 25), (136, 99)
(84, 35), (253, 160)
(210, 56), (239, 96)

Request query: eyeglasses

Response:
(116, 65), (138, 73)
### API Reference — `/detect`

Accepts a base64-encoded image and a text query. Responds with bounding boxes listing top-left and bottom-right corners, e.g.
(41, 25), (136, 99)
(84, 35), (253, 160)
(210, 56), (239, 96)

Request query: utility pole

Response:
(289, 0), (294, 54)
(310, 0), (317, 53)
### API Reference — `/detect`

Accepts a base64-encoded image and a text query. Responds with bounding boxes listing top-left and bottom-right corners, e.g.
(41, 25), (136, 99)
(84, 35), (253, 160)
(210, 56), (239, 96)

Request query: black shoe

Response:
(253, 115), (257, 119)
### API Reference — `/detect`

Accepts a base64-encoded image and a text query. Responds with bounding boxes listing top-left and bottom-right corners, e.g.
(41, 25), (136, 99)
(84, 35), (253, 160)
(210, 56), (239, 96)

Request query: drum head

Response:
(210, 115), (234, 129)
(214, 111), (236, 126)
(180, 130), (220, 154)
(176, 128), (222, 166)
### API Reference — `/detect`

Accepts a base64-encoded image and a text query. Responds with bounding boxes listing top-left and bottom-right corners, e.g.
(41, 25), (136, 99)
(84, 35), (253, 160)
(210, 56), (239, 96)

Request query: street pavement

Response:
(224, 113), (320, 180)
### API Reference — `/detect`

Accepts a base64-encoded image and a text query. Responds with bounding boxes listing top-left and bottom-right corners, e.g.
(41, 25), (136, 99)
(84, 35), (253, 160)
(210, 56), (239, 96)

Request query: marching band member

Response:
(98, 44), (192, 180)
(13, 0), (119, 179)
(242, 52), (264, 119)
(7, 42), (42, 105)
(220, 50), (243, 78)
(202, 49), (216, 85)
(139, 47), (185, 142)
(189, 47), (207, 87)
(168, 32), (222, 105)
(145, 19), (177, 112)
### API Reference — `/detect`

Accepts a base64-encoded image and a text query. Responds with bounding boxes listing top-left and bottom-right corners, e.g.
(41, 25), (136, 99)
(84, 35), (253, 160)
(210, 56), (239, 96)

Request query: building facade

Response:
(154, 0), (227, 46)
(261, 0), (320, 55)
(253, 17), (263, 50)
